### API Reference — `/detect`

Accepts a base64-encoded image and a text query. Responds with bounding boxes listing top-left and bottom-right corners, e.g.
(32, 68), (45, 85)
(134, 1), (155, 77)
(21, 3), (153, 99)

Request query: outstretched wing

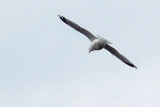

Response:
(58, 15), (97, 42)
(105, 44), (137, 69)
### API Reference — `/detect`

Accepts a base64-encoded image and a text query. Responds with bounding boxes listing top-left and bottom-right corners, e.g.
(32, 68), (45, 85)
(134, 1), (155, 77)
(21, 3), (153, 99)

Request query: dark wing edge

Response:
(105, 44), (137, 69)
(58, 15), (97, 41)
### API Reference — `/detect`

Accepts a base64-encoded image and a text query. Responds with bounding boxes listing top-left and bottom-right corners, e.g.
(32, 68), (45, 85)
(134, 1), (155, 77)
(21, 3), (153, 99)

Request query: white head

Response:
(88, 43), (95, 53)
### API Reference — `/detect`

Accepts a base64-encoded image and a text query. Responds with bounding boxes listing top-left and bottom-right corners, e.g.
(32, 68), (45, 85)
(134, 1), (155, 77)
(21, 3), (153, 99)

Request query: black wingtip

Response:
(125, 62), (137, 69)
(134, 66), (137, 69)
(58, 15), (67, 23)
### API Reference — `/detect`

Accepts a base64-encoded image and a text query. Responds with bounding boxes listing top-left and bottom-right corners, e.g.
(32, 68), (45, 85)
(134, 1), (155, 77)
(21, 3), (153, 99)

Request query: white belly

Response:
(92, 39), (104, 50)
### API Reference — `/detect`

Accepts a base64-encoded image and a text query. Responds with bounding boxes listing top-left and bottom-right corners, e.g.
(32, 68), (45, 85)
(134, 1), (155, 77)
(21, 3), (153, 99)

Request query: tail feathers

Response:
(97, 35), (112, 44)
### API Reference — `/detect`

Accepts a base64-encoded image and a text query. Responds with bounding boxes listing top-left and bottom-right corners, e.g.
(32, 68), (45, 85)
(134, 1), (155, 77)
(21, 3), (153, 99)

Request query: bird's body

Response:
(89, 37), (109, 52)
(58, 15), (137, 69)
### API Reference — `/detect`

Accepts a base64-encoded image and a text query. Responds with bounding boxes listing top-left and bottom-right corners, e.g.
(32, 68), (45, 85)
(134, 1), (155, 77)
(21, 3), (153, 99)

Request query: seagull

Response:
(58, 15), (137, 69)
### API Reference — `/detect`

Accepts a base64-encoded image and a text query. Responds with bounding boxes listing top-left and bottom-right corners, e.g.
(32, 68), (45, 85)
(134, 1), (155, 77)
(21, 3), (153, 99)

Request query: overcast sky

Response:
(0, 0), (160, 107)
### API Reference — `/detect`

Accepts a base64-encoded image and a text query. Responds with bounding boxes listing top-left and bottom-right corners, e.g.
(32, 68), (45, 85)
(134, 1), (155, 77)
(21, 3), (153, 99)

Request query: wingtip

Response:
(58, 15), (66, 23)
(57, 15), (60, 17)
(58, 15), (62, 18)
(132, 65), (137, 69)
(132, 64), (137, 69)
(125, 62), (137, 69)
(134, 66), (137, 69)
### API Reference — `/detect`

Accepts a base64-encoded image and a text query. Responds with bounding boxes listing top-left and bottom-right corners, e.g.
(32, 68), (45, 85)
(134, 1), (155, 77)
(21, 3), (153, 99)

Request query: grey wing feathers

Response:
(58, 15), (97, 41)
(105, 44), (137, 69)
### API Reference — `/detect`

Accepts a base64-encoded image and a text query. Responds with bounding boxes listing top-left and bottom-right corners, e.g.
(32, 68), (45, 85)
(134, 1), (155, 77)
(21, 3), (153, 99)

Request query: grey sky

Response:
(0, 0), (160, 107)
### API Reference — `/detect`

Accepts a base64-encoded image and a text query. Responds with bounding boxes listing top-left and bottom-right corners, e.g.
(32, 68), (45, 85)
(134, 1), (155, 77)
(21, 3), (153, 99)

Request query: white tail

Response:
(97, 35), (112, 44)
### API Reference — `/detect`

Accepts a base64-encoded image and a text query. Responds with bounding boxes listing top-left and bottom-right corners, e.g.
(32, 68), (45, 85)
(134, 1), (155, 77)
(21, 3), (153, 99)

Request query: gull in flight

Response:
(58, 15), (137, 69)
